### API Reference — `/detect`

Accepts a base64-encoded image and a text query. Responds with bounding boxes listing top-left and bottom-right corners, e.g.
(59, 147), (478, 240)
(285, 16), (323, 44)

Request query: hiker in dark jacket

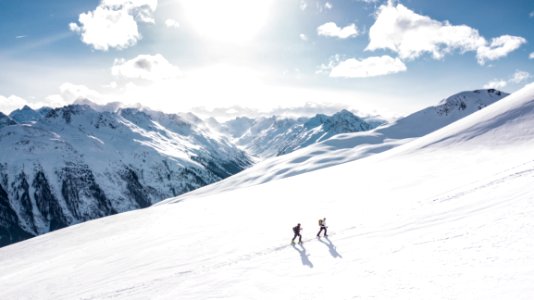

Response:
(316, 217), (327, 237)
(292, 223), (302, 244)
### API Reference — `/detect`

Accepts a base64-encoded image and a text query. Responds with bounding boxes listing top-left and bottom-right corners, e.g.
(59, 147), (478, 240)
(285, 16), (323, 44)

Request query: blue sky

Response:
(0, 0), (533, 119)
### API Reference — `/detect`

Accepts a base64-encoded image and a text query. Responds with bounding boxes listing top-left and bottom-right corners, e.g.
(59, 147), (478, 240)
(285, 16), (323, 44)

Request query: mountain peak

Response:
(305, 109), (368, 131)
(0, 112), (17, 128)
(73, 98), (124, 113)
(44, 104), (95, 124)
(432, 89), (509, 118)
(9, 105), (40, 124)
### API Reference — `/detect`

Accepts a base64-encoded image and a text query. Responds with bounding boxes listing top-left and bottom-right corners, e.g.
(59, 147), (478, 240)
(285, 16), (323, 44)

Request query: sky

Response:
(0, 0), (533, 119)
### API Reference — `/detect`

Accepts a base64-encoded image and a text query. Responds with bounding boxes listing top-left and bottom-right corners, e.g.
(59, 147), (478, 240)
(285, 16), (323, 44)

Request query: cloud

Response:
(329, 55), (407, 78)
(476, 35), (526, 65)
(165, 19), (180, 28)
(0, 92), (73, 114)
(70, 0), (157, 51)
(299, 33), (308, 41)
(483, 79), (507, 90)
(0, 95), (29, 114)
(530, 11), (534, 18)
(46, 83), (104, 105)
(483, 70), (531, 89)
(324, 2), (333, 10)
(111, 54), (181, 81)
(529, 52), (534, 59)
(192, 102), (355, 120)
(317, 22), (359, 39)
(367, 2), (526, 64)
(510, 70), (531, 84)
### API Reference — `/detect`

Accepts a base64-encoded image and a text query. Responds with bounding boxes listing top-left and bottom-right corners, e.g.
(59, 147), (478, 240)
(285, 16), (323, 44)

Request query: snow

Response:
(0, 84), (533, 299)
(215, 109), (378, 158)
(162, 89), (507, 199)
(0, 103), (254, 246)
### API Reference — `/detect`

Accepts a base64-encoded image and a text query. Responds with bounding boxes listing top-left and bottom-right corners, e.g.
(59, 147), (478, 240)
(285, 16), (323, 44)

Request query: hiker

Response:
(316, 217), (327, 237)
(292, 223), (302, 244)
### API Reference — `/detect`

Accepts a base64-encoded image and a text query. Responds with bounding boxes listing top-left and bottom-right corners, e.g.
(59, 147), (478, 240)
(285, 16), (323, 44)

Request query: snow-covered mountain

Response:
(164, 89), (508, 198)
(0, 89), (507, 247)
(0, 112), (16, 128)
(9, 105), (52, 124)
(378, 88), (508, 138)
(215, 109), (382, 158)
(0, 84), (533, 299)
(0, 103), (252, 246)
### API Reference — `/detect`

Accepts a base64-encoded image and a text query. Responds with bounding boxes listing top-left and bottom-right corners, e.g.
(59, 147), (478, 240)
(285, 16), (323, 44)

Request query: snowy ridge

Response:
(0, 112), (16, 128)
(215, 109), (381, 158)
(0, 103), (252, 246)
(407, 86), (534, 149)
(0, 84), (533, 299)
(158, 89), (508, 202)
(9, 105), (51, 124)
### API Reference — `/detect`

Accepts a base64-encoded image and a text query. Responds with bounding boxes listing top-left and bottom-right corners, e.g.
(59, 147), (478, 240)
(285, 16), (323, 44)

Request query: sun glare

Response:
(181, 0), (274, 43)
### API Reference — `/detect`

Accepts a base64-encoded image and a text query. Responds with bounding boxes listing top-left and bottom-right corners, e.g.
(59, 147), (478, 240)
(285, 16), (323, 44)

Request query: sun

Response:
(181, 0), (275, 43)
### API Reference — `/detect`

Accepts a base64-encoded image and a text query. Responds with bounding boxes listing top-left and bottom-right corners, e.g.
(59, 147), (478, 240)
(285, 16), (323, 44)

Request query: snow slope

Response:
(0, 84), (533, 299)
(162, 89), (507, 198)
(0, 103), (251, 246)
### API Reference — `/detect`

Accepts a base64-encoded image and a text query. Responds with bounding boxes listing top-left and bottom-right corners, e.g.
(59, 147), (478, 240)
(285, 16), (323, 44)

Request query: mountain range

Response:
(0, 102), (380, 246)
(162, 88), (508, 199)
(0, 84), (532, 299)
(213, 109), (382, 158)
(0, 104), (253, 246)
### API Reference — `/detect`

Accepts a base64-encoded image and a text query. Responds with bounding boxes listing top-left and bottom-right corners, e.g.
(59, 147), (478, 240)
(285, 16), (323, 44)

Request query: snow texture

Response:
(214, 109), (381, 158)
(161, 89), (507, 199)
(0, 84), (533, 299)
(0, 103), (252, 246)
(0, 103), (381, 247)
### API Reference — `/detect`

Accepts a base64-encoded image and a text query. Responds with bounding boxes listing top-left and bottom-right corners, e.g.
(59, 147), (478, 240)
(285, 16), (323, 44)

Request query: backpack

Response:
(318, 219), (323, 226)
(293, 226), (299, 233)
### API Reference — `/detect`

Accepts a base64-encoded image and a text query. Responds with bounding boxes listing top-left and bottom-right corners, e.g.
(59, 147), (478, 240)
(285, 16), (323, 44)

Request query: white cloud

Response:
(367, 2), (526, 64)
(483, 70), (531, 90)
(317, 22), (359, 39)
(0, 95), (29, 114)
(0, 92), (73, 114)
(530, 11), (534, 18)
(510, 70), (531, 84)
(70, 0), (157, 51)
(192, 102), (351, 120)
(299, 33), (308, 41)
(102, 0), (157, 22)
(329, 55), (407, 78)
(529, 52), (534, 59)
(476, 35), (526, 65)
(112, 54), (181, 81)
(324, 2), (333, 10)
(483, 79), (507, 90)
(49, 83), (104, 105)
(165, 19), (180, 28)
